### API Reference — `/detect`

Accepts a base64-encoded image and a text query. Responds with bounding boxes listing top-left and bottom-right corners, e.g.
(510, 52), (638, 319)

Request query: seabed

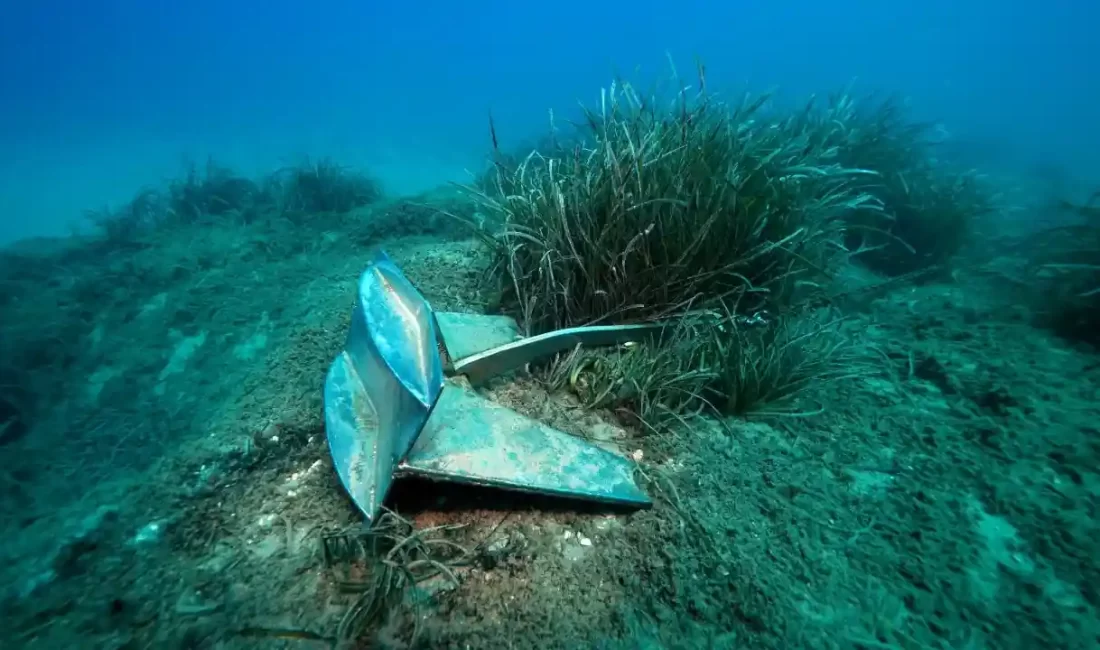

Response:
(0, 188), (1098, 649)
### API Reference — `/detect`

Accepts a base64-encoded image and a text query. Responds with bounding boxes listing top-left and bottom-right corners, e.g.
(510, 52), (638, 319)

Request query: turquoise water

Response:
(1, 1), (1096, 243)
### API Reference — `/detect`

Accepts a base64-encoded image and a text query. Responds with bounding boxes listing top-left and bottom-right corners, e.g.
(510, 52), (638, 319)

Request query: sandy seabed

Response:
(1, 195), (1098, 650)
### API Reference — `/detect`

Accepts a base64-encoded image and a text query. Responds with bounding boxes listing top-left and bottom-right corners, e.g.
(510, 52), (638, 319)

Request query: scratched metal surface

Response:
(357, 252), (445, 413)
(401, 383), (652, 508)
(452, 322), (669, 385)
(435, 312), (521, 361)
(324, 250), (446, 522)
(326, 250), (650, 522)
(324, 353), (390, 522)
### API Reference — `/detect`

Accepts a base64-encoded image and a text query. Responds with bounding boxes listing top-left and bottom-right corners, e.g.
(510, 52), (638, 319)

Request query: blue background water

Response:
(1, 0), (1095, 243)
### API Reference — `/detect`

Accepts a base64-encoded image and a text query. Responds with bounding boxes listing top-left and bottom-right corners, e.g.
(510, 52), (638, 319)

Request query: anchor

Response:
(323, 250), (658, 523)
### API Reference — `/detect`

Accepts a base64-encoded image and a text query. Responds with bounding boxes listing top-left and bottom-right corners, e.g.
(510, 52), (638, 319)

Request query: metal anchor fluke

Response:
(323, 249), (653, 523)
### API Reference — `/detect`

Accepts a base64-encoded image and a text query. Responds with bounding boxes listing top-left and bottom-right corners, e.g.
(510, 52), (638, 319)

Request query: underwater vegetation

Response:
(83, 157), (385, 242)
(458, 69), (1001, 424)
(826, 94), (999, 277)
(1022, 191), (1100, 344)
